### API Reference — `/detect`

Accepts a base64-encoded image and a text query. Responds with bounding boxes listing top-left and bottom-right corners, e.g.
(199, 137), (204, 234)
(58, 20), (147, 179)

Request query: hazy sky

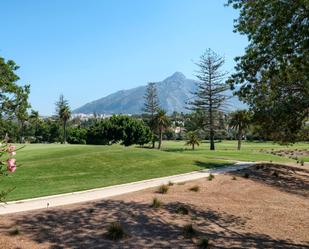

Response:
(1, 0), (247, 115)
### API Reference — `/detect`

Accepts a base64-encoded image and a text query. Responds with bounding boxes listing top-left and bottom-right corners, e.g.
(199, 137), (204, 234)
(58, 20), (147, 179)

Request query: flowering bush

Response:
(0, 143), (17, 175)
(0, 142), (18, 202)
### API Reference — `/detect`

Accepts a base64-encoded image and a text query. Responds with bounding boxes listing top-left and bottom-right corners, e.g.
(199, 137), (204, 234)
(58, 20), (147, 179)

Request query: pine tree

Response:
(143, 82), (160, 148)
(188, 49), (229, 150)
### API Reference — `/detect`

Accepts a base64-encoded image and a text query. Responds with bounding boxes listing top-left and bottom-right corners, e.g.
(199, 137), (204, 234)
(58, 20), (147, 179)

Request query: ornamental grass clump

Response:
(157, 184), (169, 194)
(189, 185), (200, 192)
(106, 222), (127, 241)
(150, 197), (162, 208)
(176, 205), (189, 215)
(183, 223), (196, 238)
(197, 236), (210, 249)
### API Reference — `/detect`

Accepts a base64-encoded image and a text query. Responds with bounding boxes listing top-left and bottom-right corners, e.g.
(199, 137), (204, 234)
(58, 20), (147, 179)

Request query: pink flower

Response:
(7, 158), (16, 173)
(7, 158), (16, 167)
(10, 151), (16, 156)
(8, 165), (16, 173)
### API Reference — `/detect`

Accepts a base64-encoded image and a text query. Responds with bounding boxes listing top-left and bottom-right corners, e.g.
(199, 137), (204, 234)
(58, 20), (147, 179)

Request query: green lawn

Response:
(0, 140), (307, 201)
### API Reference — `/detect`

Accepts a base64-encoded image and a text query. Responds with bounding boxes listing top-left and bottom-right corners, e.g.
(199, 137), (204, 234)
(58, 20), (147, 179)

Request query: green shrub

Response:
(207, 174), (215, 181)
(301, 160), (304, 166)
(157, 184), (169, 194)
(189, 185), (200, 192)
(176, 205), (189, 215)
(150, 197), (162, 208)
(272, 171), (279, 177)
(243, 173), (250, 178)
(106, 222), (127, 240)
(9, 227), (20, 236)
(183, 223), (196, 238)
(197, 236), (210, 249)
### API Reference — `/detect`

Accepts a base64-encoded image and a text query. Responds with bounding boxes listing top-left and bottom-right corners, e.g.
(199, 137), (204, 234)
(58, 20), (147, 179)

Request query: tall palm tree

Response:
(29, 110), (40, 142)
(56, 95), (71, 144)
(185, 131), (200, 150)
(59, 106), (71, 144)
(154, 109), (170, 149)
(229, 110), (251, 150)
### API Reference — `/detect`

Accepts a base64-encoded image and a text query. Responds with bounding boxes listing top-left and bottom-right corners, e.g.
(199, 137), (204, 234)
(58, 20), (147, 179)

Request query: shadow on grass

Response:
(229, 164), (309, 198)
(194, 161), (231, 169)
(1, 199), (307, 248)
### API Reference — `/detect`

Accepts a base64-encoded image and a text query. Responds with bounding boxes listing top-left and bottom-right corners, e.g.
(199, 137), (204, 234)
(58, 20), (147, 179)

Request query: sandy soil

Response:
(0, 163), (308, 249)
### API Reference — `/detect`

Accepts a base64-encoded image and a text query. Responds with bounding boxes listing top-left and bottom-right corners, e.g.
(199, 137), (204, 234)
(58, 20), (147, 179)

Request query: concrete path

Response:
(0, 162), (255, 215)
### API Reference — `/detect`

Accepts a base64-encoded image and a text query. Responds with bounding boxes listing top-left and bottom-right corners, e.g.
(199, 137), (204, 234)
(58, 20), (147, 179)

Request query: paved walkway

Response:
(0, 162), (255, 215)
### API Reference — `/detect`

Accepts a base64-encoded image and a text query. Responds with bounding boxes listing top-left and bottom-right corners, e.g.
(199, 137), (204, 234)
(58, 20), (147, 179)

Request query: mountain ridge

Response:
(74, 72), (245, 114)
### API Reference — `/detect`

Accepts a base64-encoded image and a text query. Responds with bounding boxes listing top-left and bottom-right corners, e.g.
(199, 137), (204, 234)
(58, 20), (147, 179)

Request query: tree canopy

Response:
(227, 0), (309, 143)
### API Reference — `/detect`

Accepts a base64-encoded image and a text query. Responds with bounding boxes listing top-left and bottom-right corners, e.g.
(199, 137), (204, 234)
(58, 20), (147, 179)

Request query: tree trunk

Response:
(158, 127), (162, 149)
(152, 140), (155, 149)
(63, 121), (66, 144)
(237, 132), (242, 150)
(209, 100), (215, 151)
(192, 144), (195, 150)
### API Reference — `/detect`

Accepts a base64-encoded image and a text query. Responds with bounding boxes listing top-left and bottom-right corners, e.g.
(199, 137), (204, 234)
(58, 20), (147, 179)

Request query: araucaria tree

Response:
(188, 49), (228, 150)
(56, 95), (71, 144)
(227, 0), (309, 143)
(143, 82), (160, 148)
(229, 110), (251, 150)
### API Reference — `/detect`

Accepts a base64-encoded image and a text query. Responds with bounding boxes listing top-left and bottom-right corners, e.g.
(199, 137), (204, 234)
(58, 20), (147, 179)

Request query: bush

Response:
(183, 223), (196, 238)
(157, 184), (169, 194)
(300, 160), (304, 166)
(207, 174), (215, 181)
(189, 185), (200, 192)
(67, 127), (87, 144)
(243, 173), (250, 178)
(168, 181), (174, 186)
(87, 115), (152, 146)
(106, 222), (127, 240)
(197, 237), (210, 249)
(176, 205), (189, 215)
(272, 171), (279, 177)
(231, 176), (237, 180)
(9, 227), (20, 236)
(150, 197), (162, 208)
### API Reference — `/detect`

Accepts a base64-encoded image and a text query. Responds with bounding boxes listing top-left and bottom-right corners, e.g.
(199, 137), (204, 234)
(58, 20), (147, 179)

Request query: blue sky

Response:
(1, 0), (247, 115)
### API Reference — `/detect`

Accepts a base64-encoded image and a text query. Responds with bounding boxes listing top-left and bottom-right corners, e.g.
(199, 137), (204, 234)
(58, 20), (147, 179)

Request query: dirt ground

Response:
(0, 163), (308, 249)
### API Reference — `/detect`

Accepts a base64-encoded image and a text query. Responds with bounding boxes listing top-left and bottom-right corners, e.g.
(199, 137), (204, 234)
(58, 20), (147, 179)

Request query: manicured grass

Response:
(0, 140), (307, 201)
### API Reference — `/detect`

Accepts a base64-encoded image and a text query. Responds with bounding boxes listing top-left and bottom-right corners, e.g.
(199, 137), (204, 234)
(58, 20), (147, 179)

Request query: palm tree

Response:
(154, 109), (170, 149)
(29, 110), (40, 142)
(56, 95), (71, 144)
(185, 131), (200, 150)
(229, 110), (251, 150)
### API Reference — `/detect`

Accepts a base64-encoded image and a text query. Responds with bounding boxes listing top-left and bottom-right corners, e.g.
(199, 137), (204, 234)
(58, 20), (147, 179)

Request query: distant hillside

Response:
(74, 72), (246, 114)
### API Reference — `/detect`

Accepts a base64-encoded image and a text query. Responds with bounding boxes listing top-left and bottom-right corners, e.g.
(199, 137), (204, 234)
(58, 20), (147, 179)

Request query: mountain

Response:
(74, 72), (246, 115)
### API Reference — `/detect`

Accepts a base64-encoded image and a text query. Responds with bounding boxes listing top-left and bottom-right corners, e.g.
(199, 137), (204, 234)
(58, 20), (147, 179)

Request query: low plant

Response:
(183, 223), (196, 238)
(106, 222), (127, 240)
(272, 171), (279, 177)
(9, 227), (20, 236)
(231, 176), (237, 180)
(189, 185), (200, 192)
(157, 184), (169, 194)
(243, 173), (250, 178)
(150, 197), (162, 208)
(197, 236), (210, 249)
(168, 181), (174, 186)
(207, 174), (214, 181)
(300, 160), (304, 166)
(176, 205), (189, 215)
